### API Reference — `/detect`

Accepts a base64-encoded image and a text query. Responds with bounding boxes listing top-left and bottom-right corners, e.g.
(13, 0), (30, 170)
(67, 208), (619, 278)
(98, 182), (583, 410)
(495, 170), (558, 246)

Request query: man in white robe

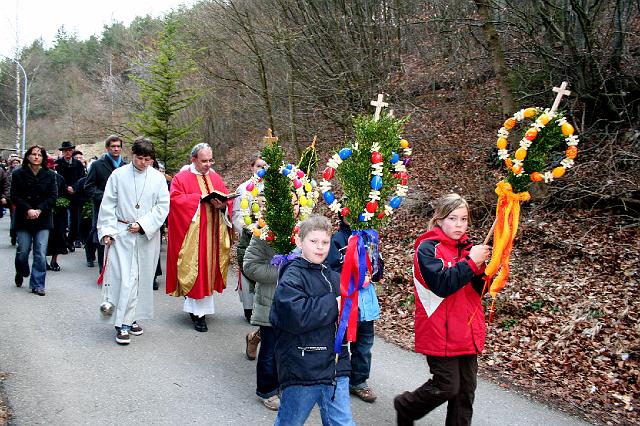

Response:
(98, 138), (170, 345)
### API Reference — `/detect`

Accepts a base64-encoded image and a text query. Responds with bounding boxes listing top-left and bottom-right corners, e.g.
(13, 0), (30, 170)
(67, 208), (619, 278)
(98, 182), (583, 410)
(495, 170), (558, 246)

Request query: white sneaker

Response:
(261, 395), (280, 411)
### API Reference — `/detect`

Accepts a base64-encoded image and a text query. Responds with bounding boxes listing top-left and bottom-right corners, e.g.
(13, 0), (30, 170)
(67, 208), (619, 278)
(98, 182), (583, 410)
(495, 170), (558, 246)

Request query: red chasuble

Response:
(166, 169), (233, 299)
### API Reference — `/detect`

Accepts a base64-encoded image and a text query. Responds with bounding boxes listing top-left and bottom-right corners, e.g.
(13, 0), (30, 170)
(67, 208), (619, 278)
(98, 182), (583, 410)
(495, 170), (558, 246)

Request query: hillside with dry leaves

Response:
(219, 81), (639, 426)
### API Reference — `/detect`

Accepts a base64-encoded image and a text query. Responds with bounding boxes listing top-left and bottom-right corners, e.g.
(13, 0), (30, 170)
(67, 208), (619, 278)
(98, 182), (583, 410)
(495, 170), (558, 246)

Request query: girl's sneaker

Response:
(115, 328), (130, 345)
(130, 322), (143, 336)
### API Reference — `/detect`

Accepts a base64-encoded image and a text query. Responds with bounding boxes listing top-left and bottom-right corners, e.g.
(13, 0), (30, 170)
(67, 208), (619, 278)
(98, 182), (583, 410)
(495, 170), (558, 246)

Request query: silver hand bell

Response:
(99, 301), (115, 317)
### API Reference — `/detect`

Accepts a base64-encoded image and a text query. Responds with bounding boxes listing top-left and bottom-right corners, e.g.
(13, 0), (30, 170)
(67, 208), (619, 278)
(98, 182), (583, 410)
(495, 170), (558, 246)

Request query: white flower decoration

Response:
(566, 135), (579, 146)
(519, 139), (533, 149)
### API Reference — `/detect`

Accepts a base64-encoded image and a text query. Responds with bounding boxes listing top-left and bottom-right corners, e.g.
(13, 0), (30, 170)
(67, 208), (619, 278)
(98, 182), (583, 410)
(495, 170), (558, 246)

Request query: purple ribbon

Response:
(271, 251), (300, 266)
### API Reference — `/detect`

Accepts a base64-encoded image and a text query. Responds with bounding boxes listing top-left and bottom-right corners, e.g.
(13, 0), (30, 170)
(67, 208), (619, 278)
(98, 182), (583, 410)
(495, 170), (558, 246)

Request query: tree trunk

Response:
(15, 61), (21, 153)
(473, 0), (515, 116)
(285, 47), (301, 157)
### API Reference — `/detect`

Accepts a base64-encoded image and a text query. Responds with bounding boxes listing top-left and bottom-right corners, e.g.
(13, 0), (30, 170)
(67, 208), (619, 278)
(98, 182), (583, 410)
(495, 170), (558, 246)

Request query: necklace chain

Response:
(133, 166), (148, 209)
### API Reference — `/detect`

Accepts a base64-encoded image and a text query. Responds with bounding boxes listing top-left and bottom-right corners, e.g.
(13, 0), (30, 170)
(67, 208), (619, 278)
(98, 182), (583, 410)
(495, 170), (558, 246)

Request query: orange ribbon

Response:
(484, 181), (530, 321)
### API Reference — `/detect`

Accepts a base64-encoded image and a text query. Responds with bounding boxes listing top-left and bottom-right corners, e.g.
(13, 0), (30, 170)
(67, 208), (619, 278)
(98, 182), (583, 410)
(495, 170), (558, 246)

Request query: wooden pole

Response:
(483, 218), (497, 245)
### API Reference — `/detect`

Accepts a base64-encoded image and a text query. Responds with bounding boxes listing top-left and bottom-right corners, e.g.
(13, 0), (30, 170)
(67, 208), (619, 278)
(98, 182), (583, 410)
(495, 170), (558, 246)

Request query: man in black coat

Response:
(55, 141), (86, 250)
(84, 135), (126, 271)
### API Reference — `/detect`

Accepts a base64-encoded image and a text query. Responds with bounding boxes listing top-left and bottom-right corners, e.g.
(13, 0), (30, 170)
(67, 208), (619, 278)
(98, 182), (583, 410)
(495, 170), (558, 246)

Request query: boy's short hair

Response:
(131, 137), (155, 157)
(298, 214), (332, 240)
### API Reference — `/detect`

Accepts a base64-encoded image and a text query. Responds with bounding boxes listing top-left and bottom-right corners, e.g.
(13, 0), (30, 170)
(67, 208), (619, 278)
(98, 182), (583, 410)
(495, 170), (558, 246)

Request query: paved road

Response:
(0, 219), (591, 425)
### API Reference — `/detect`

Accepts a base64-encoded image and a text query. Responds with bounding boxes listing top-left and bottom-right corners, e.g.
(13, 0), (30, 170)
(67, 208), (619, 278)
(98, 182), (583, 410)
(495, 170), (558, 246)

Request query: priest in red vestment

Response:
(166, 143), (233, 332)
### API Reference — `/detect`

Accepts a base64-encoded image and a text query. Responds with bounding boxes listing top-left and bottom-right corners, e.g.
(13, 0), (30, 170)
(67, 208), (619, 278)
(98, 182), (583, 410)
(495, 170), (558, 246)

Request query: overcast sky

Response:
(0, 0), (197, 58)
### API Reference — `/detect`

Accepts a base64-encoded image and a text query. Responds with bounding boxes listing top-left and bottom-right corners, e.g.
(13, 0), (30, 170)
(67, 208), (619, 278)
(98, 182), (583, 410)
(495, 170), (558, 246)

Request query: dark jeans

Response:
(67, 205), (81, 243)
(256, 325), (278, 398)
(15, 229), (49, 290)
(350, 320), (375, 388)
(85, 239), (97, 262)
(394, 354), (478, 426)
(9, 207), (16, 239)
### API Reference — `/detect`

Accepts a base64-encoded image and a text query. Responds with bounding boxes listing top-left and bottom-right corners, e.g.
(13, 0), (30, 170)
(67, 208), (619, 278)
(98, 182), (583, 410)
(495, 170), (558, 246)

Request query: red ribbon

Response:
(338, 235), (372, 343)
(97, 245), (109, 286)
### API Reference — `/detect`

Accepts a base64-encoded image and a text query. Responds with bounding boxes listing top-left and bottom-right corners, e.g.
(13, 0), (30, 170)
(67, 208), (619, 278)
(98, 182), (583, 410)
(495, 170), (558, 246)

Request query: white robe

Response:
(97, 164), (170, 326)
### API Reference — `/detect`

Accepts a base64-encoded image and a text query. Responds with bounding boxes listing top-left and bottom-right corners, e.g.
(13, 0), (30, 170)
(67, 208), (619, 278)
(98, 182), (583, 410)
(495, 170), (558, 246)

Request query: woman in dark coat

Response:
(11, 145), (57, 296)
(46, 157), (69, 271)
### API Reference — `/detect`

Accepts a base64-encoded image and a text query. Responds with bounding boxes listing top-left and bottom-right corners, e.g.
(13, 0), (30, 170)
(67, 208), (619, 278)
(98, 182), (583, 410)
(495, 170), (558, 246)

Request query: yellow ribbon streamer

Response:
(484, 181), (530, 320)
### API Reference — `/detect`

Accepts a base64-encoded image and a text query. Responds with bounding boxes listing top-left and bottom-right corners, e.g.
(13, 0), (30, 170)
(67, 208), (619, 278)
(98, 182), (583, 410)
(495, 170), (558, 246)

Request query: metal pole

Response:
(2, 55), (28, 155)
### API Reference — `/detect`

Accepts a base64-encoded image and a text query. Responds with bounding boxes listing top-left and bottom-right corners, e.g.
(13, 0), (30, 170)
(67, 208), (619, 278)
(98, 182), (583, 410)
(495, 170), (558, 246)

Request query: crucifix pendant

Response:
(135, 204), (140, 209)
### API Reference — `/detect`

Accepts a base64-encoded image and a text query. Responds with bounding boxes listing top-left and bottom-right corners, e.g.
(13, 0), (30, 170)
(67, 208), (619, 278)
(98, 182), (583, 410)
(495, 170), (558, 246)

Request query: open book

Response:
(201, 190), (241, 203)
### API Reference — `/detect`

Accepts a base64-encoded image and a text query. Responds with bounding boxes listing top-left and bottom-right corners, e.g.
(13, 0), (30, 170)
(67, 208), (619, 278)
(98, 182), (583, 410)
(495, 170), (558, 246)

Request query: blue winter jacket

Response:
(269, 256), (351, 389)
(326, 219), (383, 322)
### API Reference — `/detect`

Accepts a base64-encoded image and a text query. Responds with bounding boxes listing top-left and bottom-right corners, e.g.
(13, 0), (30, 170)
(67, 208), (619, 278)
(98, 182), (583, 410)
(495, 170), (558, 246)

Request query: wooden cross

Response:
(264, 128), (278, 144)
(370, 93), (389, 121)
(550, 81), (571, 115)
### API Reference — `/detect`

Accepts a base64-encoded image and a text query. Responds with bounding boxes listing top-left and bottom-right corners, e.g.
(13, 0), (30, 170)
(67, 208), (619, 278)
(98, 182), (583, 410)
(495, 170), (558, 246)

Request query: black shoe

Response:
(15, 273), (23, 287)
(67, 245), (75, 253)
(244, 309), (252, 323)
(46, 263), (52, 271)
(194, 316), (208, 332)
(189, 313), (198, 323)
(50, 262), (61, 272)
(153, 279), (158, 290)
(87, 260), (95, 268)
(10, 236), (16, 246)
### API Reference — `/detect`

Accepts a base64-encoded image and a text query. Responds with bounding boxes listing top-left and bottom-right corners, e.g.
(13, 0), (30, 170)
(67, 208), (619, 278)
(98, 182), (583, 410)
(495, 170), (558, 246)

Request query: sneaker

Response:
(261, 395), (280, 411)
(130, 322), (143, 336)
(153, 279), (158, 290)
(31, 288), (46, 296)
(245, 329), (261, 360)
(15, 273), (23, 287)
(350, 385), (377, 403)
(115, 328), (130, 345)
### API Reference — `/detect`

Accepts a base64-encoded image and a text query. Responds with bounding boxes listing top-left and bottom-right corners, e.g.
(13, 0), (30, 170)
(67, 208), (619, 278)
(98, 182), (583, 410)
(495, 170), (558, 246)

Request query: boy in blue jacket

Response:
(269, 214), (354, 425)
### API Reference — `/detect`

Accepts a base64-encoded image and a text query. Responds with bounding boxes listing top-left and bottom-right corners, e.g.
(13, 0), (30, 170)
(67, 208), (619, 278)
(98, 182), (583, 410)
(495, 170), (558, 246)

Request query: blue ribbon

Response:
(333, 229), (379, 353)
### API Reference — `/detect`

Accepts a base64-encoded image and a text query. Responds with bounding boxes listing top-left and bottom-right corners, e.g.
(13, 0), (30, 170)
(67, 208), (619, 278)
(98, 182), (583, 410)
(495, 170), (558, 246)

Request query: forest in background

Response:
(0, 1), (638, 424)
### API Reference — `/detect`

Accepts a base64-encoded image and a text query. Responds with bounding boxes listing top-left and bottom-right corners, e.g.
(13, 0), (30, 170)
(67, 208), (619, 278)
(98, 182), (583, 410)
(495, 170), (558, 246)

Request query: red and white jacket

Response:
(413, 227), (486, 357)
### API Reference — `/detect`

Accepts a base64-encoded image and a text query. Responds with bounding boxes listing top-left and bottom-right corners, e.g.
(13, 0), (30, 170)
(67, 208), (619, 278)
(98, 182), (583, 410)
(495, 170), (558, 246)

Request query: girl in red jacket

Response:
(394, 193), (491, 426)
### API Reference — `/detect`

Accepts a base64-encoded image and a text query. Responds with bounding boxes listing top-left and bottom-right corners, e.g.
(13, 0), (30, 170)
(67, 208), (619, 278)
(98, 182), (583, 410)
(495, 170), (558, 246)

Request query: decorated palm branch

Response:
(238, 129), (319, 256)
(319, 94), (411, 353)
(484, 81), (580, 321)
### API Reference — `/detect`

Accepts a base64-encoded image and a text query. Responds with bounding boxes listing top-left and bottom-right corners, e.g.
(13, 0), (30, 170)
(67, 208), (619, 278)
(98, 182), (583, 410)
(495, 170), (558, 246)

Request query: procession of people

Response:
(2, 127), (492, 425)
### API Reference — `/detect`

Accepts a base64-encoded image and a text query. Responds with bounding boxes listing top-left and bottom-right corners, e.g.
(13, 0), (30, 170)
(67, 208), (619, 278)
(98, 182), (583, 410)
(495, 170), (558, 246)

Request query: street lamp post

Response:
(1, 56), (28, 155)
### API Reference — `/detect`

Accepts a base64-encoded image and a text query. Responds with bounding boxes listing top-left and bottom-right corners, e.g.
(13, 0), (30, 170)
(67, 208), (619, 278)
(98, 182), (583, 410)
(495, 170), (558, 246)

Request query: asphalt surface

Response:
(0, 218), (591, 425)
